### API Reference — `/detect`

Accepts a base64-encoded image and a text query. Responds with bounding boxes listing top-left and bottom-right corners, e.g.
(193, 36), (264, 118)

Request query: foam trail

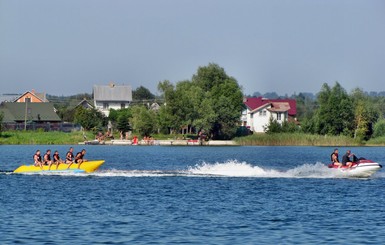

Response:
(187, 160), (368, 179)
(188, 160), (282, 177)
(90, 169), (187, 177)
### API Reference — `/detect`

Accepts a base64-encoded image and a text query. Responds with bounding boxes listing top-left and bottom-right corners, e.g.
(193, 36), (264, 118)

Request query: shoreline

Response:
(80, 139), (238, 146)
(2, 131), (385, 146)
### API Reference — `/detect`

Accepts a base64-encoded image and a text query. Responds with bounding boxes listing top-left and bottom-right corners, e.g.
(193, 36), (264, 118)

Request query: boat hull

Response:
(13, 160), (105, 174)
(328, 160), (382, 178)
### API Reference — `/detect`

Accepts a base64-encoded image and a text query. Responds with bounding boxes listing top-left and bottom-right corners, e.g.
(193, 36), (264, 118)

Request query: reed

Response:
(234, 133), (362, 146)
(365, 136), (385, 146)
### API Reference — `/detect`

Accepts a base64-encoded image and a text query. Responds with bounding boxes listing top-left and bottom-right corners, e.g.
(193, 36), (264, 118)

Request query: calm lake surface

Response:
(1, 145), (385, 244)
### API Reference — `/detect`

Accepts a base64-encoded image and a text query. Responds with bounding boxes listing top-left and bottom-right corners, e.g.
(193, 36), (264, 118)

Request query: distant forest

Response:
(249, 90), (385, 100)
(47, 89), (385, 106)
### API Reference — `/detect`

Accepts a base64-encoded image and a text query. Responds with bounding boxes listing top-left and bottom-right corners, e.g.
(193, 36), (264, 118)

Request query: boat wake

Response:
(187, 160), (341, 178)
(3, 160), (382, 178)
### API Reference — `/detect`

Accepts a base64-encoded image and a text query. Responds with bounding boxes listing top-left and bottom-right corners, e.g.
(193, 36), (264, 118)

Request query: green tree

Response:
(111, 108), (132, 134)
(313, 82), (354, 135)
(0, 112), (3, 135)
(132, 86), (155, 101)
(373, 119), (385, 138)
(265, 117), (282, 133)
(351, 88), (379, 140)
(117, 115), (132, 134)
(131, 106), (156, 136)
(108, 109), (119, 123)
(157, 80), (177, 134)
(292, 92), (316, 121)
(192, 63), (243, 139)
(157, 80), (174, 101)
(156, 64), (243, 139)
(265, 117), (299, 134)
(156, 105), (174, 134)
(74, 107), (106, 131)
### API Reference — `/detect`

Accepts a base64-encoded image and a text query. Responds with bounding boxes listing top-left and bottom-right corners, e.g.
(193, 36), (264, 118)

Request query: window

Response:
(277, 113), (282, 120)
(25, 97), (31, 103)
(263, 110), (266, 116)
(259, 111), (262, 116)
(103, 103), (109, 110)
(121, 103), (125, 109)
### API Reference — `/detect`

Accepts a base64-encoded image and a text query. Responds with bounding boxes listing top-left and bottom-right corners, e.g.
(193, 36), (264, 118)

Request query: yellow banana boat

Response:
(13, 160), (105, 173)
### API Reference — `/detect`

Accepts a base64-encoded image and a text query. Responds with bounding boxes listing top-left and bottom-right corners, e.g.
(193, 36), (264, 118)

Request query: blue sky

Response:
(1, 0), (384, 96)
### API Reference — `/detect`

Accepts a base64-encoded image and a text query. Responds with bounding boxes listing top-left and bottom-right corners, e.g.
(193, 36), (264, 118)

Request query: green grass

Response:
(0, 131), (193, 144)
(234, 132), (363, 146)
(2, 130), (385, 146)
(0, 130), (94, 145)
(365, 136), (385, 146)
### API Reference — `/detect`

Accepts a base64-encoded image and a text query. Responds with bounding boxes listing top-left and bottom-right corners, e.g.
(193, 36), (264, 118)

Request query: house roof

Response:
(244, 97), (297, 116)
(93, 84), (132, 102)
(0, 102), (61, 123)
(13, 90), (48, 102)
(267, 102), (290, 112)
(75, 99), (94, 109)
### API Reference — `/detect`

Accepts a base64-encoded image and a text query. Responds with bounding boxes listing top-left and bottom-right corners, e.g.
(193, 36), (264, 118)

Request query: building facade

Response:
(93, 83), (133, 116)
(242, 97), (297, 133)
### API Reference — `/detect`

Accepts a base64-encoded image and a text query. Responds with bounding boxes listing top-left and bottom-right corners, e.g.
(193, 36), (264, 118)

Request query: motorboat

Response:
(13, 160), (105, 174)
(328, 159), (382, 178)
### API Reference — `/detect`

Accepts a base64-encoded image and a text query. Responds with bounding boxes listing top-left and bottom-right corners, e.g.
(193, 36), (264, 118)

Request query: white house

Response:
(93, 83), (132, 116)
(242, 97), (297, 133)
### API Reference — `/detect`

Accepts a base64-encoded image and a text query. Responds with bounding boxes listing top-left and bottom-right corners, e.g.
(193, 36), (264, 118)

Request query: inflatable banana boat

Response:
(13, 160), (105, 174)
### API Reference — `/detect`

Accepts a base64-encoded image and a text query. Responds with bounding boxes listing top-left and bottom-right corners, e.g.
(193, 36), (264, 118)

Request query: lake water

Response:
(1, 145), (385, 244)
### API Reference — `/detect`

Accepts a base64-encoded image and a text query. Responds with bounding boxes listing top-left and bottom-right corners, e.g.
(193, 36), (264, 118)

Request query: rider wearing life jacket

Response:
(65, 147), (74, 164)
(33, 150), (43, 168)
(342, 150), (354, 168)
(331, 148), (342, 167)
(53, 151), (62, 163)
(43, 149), (52, 165)
(74, 149), (87, 164)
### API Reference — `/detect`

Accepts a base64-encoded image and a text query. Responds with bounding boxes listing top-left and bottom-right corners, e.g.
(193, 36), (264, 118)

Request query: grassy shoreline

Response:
(1, 131), (385, 146)
(0, 131), (94, 145)
(234, 133), (385, 146)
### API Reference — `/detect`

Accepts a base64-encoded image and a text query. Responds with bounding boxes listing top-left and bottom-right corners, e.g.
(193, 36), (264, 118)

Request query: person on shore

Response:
(65, 147), (74, 164)
(342, 150), (354, 168)
(33, 150), (43, 169)
(132, 136), (138, 145)
(330, 148), (342, 167)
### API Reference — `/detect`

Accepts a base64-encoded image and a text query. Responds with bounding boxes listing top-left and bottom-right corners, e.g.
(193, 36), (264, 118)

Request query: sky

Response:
(1, 0), (385, 96)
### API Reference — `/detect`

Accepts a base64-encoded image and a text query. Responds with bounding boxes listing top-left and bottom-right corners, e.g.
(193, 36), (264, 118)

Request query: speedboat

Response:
(13, 160), (105, 174)
(328, 159), (382, 178)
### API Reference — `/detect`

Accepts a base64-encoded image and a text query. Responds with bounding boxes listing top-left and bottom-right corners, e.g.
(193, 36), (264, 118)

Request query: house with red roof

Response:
(241, 97), (297, 133)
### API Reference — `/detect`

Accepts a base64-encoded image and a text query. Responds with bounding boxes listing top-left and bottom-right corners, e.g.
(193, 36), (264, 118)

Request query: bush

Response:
(373, 119), (385, 138)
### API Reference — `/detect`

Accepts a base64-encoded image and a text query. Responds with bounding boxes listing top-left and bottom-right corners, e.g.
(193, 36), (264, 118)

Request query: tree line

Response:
(67, 63), (244, 140)
(269, 82), (385, 142)
(3, 63), (385, 142)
